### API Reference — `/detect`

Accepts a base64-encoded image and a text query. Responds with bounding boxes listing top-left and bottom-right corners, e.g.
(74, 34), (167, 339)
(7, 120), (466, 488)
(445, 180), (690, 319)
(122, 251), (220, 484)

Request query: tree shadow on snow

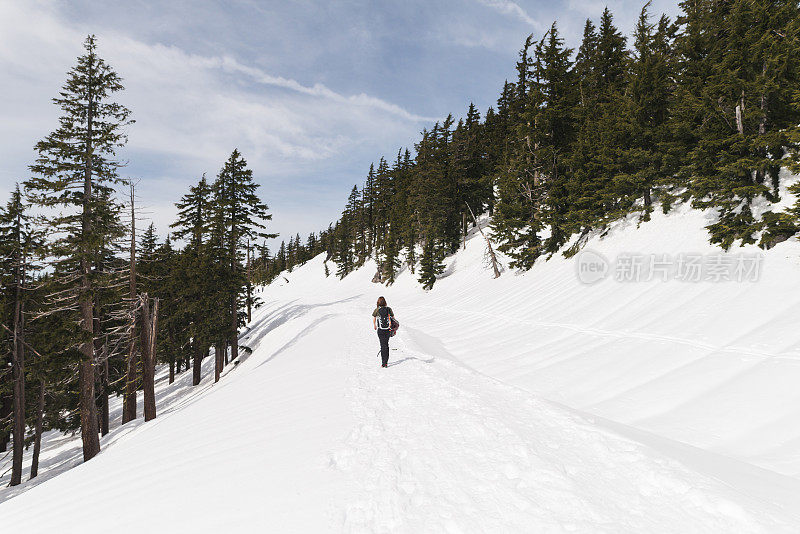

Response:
(240, 295), (360, 352)
(254, 313), (336, 369)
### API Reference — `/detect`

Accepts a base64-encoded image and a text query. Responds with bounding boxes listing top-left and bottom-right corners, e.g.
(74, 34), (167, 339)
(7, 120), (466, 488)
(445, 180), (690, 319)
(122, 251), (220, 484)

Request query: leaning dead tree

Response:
(466, 202), (502, 279)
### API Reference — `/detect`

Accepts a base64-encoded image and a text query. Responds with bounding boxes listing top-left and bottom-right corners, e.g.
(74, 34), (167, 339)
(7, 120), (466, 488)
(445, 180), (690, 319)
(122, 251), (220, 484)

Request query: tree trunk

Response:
(214, 343), (223, 383)
(100, 354), (110, 436)
(93, 294), (109, 437)
(644, 187), (652, 207)
(140, 295), (158, 422)
(0, 393), (10, 452)
(78, 333), (100, 461)
(123, 184), (138, 424)
(10, 270), (25, 486)
(168, 326), (176, 383)
(230, 295), (239, 364)
(79, 54), (101, 461)
(30, 380), (45, 480)
(79, 260), (100, 460)
(192, 342), (202, 386)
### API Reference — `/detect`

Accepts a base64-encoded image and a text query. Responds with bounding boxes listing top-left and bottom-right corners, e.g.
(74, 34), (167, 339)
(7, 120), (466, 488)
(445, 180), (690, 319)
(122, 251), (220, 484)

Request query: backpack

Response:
(377, 307), (391, 330)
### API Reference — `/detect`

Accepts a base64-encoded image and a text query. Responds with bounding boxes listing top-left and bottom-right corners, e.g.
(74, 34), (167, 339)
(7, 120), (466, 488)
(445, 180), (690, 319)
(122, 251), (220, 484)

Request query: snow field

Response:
(3, 183), (800, 531)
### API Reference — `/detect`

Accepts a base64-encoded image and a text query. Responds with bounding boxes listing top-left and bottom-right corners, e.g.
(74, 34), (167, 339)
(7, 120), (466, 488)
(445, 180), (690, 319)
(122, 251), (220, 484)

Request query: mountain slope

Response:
(2, 188), (800, 531)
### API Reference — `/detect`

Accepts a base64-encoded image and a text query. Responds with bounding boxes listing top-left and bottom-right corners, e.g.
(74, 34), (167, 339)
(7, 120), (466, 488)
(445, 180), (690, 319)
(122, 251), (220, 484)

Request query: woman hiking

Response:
(372, 296), (394, 368)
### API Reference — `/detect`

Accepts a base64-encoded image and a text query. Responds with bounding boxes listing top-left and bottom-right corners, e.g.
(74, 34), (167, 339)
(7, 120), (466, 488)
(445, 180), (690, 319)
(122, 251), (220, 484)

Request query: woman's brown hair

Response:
(377, 296), (387, 307)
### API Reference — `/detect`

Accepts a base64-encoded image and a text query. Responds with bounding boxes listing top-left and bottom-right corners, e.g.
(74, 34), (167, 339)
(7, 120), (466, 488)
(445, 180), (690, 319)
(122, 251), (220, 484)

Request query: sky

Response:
(0, 0), (681, 249)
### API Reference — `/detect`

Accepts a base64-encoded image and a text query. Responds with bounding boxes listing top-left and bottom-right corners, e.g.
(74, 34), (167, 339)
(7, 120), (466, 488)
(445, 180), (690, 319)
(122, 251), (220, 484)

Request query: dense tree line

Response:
(260, 0), (799, 287)
(0, 36), (273, 486)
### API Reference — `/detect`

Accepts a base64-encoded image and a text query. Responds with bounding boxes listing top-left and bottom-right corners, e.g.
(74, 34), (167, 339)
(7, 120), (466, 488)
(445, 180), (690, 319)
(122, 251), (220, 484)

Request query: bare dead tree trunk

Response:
(123, 183), (138, 424)
(466, 203), (501, 279)
(735, 91), (745, 136)
(30, 380), (45, 480)
(462, 212), (467, 250)
(246, 241), (252, 323)
(140, 295), (158, 422)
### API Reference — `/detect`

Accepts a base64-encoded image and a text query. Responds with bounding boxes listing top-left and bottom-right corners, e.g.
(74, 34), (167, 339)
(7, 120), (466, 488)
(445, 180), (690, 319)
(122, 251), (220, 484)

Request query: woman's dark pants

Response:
(377, 329), (391, 366)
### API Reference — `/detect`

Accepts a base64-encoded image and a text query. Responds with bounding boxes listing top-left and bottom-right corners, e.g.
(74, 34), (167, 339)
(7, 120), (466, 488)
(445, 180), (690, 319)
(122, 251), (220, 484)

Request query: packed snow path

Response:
(331, 308), (795, 532)
(3, 295), (797, 532)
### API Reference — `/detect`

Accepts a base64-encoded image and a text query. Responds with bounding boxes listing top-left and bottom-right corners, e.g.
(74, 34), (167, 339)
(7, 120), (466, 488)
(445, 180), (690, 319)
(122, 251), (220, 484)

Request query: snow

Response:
(3, 182), (800, 532)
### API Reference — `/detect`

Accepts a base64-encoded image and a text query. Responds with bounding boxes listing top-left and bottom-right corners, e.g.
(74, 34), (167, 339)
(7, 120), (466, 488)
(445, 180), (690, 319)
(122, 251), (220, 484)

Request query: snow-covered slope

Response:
(3, 181), (800, 532)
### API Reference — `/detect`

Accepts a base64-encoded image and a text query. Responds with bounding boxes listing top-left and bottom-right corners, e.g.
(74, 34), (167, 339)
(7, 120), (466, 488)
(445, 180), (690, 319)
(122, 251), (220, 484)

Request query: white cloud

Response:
(216, 57), (437, 124)
(476, 0), (543, 30)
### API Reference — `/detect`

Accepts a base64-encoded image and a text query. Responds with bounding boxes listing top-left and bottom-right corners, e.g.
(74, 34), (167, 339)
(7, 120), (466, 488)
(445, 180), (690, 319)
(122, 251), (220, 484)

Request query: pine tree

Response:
(171, 175), (213, 386)
(0, 185), (41, 485)
(450, 103), (489, 246)
(276, 241), (287, 273)
(26, 35), (132, 462)
(575, 19), (599, 108)
(396, 149), (418, 272)
(335, 186), (361, 278)
(212, 149), (275, 363)
(537, 23), (577, 252)
(567, 8), (630, 240)
(492, 33), (548, 268)
(417, 238), (444, 290)
(373, 157), (393, 271)
(621, 5), (677, 221)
